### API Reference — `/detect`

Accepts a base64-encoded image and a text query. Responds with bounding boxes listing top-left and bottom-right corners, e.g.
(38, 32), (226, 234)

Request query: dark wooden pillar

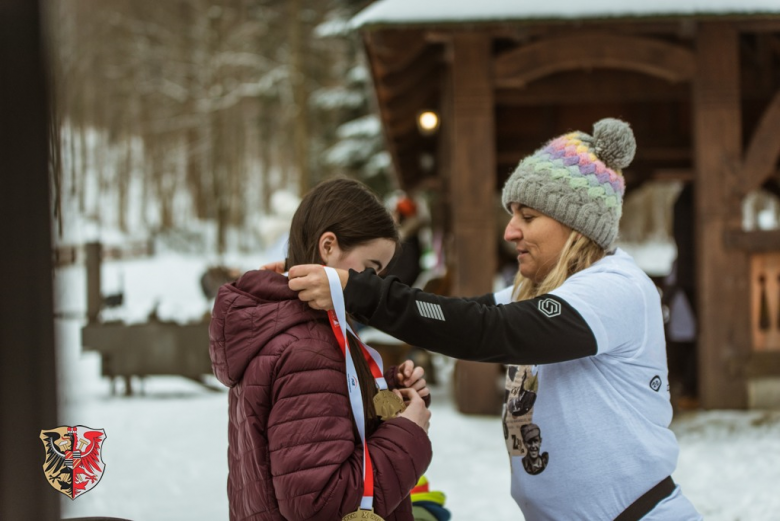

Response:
(692, 24), (750, 409)
(449, 33), (500, 414)
(0, 0), (61, 518)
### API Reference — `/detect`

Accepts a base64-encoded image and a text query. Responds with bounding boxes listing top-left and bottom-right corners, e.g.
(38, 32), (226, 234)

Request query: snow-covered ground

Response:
(56, 253), (780, 520)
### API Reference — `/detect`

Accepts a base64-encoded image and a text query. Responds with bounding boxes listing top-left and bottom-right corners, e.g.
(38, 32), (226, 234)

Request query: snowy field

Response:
(55, 253), (780, 520)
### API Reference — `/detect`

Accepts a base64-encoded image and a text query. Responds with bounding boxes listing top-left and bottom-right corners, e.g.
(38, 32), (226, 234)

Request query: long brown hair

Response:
(285, 177), (399, 434)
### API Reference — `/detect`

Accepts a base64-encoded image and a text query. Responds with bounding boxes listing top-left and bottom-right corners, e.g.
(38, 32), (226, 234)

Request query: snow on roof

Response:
(352, 0), (780, 29)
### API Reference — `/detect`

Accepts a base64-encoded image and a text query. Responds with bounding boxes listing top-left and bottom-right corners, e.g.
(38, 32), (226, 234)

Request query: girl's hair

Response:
(285, 177), (399, 434)
(513, 230), (606, 302)
(284, 178), (400, 270)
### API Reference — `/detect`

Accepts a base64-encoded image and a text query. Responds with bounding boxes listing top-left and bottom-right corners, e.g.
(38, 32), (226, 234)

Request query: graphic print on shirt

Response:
(503, 365), (548, 474)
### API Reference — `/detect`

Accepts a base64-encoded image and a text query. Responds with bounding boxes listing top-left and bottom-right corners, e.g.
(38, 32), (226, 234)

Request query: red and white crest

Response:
(40, 425), (107, 499)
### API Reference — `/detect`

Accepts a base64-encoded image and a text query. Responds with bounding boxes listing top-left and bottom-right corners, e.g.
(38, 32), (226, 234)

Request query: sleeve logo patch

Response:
(649, 375), (662, 392)
(537, 298), (561, 318)
(415, 300), (446, 321)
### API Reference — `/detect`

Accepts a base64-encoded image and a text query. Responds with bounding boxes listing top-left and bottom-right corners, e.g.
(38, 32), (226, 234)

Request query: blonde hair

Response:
(513, 230), (606, 302)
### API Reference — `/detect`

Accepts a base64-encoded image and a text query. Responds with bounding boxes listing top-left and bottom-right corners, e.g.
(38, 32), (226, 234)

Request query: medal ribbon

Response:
(347, 324), (388, 391)
(324, 267), (379, 511)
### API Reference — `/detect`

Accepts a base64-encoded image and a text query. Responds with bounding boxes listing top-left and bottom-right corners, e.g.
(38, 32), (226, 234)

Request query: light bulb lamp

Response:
(416, 110), (440, 136)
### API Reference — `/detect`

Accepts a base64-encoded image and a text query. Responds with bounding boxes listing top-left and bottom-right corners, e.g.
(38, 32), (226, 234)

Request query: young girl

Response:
(209, 178), (431, 521)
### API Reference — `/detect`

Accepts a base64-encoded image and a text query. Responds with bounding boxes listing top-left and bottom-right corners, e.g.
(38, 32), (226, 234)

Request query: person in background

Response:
(287, 120), (702, 520)
(664, 183), (699, 409)
(386, 194), (424, 287)
(209, 178), (432, 521)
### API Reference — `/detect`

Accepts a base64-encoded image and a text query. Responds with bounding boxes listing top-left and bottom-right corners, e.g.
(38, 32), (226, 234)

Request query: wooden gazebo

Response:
(353, 1), (780, 412)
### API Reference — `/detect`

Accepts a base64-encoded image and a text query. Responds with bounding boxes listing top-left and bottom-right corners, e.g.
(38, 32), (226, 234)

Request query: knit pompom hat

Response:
(501, 118), (636, 250)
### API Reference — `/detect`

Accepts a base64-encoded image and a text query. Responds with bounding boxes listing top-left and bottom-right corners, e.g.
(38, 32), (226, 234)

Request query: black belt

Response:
(615, 476), (675, 521)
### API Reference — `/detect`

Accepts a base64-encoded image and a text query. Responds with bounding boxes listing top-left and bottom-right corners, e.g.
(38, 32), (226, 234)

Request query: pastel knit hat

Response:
(501, 118), (636, 250)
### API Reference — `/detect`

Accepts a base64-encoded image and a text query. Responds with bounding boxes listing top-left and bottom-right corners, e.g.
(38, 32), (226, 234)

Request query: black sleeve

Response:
(463, 292), (496, 306)
(345, 269), (597, 365)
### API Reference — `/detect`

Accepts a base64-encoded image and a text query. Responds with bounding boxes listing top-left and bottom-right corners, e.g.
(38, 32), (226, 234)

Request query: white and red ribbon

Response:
(324, 267), (388, 511)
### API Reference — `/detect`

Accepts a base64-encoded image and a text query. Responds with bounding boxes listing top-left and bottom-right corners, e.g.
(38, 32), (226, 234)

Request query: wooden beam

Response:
(367, 30), (430, 77)
(376, 47), (443, 100)
(742, 88), (780, 196)
(362, 33), (405, 186)
(744, 352), (780, 378)
(724, 229), (780, 253)
(770, 35), (780, 57)
(733, 19), (780, 33)
(692, 23), (750, 409)
(385, 78), (440, 119)
(494, 33), (696, 88)
(449, 33), (500, 415)
(496, 71), (689, 106)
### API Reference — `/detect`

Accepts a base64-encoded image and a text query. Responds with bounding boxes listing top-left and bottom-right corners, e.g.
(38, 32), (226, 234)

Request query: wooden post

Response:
(449, 33), (501, 414)
(692, 24), (750, 409)
(86, 241), (103, 324)
(0, 0), (60, 518)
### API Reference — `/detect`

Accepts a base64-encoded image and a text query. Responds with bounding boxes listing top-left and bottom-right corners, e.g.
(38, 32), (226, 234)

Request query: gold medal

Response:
(373, 389), (406, 420)
(342, 508), (385, 521)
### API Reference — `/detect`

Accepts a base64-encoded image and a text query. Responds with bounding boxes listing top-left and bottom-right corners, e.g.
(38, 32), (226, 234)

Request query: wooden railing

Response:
(53, 240), (154, 267)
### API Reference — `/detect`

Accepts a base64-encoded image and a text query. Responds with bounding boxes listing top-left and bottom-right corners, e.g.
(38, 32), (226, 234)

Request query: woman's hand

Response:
(395, 388), (431, 434)
(288, 264), (348, 310)
(396, 360), (429, 401)
(259, 261), (286, 274)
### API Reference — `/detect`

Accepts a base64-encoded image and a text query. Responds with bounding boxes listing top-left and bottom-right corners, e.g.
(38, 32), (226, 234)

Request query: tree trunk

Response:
(289, 0), (309, 196)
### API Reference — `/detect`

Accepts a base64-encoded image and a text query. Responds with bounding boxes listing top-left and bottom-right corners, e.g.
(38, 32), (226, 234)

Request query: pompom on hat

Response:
(501, 118), (636, 250)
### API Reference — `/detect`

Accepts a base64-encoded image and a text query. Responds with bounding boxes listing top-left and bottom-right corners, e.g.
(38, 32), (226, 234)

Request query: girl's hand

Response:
(395, 388), (431, 434)
(259, 261), (286, 274)
(396, 360), (429, 401)
(288, 264), (347, 310)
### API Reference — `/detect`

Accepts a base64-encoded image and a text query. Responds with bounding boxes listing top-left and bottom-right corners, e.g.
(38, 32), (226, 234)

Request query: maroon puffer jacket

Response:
(209, 270), (432, 521)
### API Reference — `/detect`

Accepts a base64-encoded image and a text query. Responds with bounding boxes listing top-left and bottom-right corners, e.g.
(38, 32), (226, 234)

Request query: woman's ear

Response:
(318, 232), (339, 265)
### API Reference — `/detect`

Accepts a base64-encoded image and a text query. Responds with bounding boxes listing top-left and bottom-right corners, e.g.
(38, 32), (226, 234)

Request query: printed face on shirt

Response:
(319, 232), (396, 274)
(504, 203), (571, 283)
(525, 435), (541, 458)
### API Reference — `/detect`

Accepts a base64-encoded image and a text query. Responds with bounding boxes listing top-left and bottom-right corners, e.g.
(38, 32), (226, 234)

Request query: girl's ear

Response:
(318, 231), (340, 265)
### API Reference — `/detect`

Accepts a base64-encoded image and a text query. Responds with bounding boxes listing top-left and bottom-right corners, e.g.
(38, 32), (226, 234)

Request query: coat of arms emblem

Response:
(40, 425), (106, 499)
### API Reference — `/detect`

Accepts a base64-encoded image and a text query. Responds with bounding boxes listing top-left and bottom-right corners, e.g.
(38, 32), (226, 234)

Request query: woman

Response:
(210, 178), (432, 521)
(287, 120), (702, 520)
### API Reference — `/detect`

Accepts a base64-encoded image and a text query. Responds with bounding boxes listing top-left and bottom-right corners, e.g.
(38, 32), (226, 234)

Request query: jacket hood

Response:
(209, 270), (323, 387)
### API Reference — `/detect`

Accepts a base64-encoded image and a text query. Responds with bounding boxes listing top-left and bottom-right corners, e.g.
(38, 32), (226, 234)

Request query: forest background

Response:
(49, 0), (396, 257)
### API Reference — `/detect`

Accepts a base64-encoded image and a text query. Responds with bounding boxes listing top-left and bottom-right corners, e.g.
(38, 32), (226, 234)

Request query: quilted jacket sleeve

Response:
(268, 337), (432, 521)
